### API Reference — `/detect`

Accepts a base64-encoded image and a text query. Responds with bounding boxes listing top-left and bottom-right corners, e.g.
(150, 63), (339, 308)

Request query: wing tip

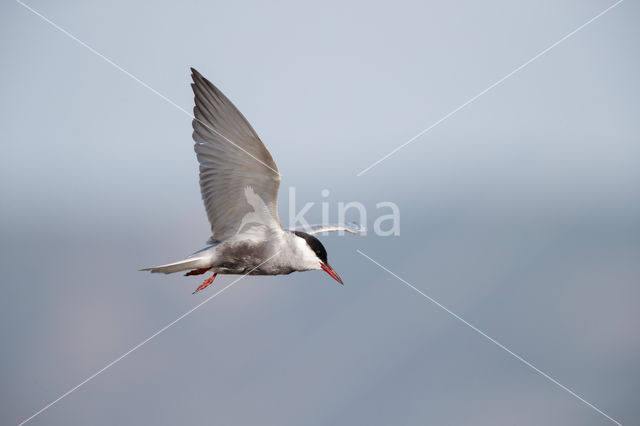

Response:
(191, 67), (207, 87)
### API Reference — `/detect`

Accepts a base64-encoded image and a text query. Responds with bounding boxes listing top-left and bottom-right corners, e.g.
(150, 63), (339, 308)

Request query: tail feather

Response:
(140, 256), (211, 274)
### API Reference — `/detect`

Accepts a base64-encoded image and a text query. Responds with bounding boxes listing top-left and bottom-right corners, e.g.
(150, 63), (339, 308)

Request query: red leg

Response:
(193, 273), (217, 294)
(185, 267), (212, 276)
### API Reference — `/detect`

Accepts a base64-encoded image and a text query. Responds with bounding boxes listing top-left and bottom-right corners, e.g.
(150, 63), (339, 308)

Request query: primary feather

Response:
(191, 68), (282, 241)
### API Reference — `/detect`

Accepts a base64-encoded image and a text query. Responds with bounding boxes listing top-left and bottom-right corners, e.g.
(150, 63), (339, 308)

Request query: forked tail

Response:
(140, 256), (211, 274)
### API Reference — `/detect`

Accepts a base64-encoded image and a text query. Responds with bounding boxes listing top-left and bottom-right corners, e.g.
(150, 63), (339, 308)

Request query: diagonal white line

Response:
(356, 249), (622, 425)
(356, 0), (624, 176)
(16, 251), (281, 426)
(14, 0), (281, 177)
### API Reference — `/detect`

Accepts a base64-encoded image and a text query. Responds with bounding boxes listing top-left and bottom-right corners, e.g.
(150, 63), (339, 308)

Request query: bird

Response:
(141, 68), (361, 294)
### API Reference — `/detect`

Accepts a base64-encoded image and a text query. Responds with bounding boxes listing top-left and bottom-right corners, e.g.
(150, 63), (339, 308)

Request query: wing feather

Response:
(190, 68), (281, 241)
(289, 223), (365, 235)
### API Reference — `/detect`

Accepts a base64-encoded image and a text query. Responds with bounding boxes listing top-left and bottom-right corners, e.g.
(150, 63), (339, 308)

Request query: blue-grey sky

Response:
(1, 1), (639, 425)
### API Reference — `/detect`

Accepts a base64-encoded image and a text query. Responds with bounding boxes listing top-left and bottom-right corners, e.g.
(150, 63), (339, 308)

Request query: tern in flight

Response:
(142, 68), (360, 293)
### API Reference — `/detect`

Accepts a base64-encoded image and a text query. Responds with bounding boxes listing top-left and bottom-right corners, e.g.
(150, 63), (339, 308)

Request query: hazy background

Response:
(1, 0), (639, 424)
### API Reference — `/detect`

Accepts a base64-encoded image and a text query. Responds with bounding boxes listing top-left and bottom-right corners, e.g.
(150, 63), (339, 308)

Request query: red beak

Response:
(320, 262), (343, 285)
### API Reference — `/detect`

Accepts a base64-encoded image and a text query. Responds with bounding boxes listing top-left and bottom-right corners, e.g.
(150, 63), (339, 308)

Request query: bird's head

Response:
(294, 231), (343, 284)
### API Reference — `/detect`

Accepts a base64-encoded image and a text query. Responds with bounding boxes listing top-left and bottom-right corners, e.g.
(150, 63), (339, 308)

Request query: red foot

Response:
(193, 273), (217, 294)
(185, 267), (212, 276)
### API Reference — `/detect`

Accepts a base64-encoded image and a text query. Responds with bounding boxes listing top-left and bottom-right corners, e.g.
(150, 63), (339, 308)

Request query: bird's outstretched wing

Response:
(289, 222), (365, 235)
(191, 68), (281, 241)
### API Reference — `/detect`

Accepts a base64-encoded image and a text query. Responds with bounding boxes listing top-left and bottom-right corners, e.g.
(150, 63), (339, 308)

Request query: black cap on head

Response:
(294, 231), (328, 264)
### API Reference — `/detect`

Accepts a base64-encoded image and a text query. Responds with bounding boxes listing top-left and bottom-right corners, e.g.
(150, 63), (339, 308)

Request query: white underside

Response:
(142, 226), (320, 275)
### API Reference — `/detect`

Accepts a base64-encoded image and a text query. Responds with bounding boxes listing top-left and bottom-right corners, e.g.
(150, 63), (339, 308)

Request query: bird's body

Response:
(152, 228), (320, 276)
(142, 68), (356, 292)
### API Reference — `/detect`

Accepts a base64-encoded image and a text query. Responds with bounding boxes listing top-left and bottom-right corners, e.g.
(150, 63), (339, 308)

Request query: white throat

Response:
(284, 232), (322, 271)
